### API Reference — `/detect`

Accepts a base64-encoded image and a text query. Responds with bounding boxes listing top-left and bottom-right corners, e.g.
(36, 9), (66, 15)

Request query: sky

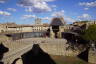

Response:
(0, 0), (96, 24)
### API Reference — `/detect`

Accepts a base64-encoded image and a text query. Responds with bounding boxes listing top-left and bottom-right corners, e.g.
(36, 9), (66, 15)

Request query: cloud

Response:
(45, 0), (55, 2)
(84, 8), (89, 10)
(18, 0), (55, 13)
(51, 10), (64, 17)
(51, 5), (57, 8)
(0, 10), (11, 16)
(78, 14), (91, 20)
(22, 14), (37, 19)
(0, 0), (7, 3)
(41, 17), (51, 21)
(51, 10), (75, 23)
(79, 1), (96, 7)
(64, 16), (75, 23)
(7, 8), (17, 12)
(25, 7), (33, 12)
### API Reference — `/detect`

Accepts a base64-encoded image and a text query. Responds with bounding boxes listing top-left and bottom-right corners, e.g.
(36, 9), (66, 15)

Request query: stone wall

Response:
(2, 38), (96, 64)
(88, 49), (96, 64)
(39, 43), (79, 56)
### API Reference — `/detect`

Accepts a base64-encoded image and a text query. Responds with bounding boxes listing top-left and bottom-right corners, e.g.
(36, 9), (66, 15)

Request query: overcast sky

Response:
(0, 0), (96, 24)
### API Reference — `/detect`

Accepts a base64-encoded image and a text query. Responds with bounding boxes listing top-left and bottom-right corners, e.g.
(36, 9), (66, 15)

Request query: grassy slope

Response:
(51, 55), (92, 64)
(0, 35), (10, 42)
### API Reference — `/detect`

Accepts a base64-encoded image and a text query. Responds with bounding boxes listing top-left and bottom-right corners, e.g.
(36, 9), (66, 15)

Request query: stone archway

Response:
(52, 25), (59, 38)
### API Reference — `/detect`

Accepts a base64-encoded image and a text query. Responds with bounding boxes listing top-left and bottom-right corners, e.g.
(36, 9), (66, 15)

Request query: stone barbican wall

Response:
(88, 49), (96, 64)
(33, 39), (80, 57)
(2, 38), (96, 64)
(39, 43), (79, 56)
(39, 43), (96, 64)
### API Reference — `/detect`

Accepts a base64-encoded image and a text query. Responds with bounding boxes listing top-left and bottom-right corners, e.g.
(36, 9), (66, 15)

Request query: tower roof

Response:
(50, 17), (65, 26)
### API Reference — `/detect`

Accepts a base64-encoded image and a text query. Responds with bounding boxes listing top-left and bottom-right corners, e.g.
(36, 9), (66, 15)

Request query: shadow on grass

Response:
(77, 47), (90, 62)
(21, 44), (56, 64)
(0, 43), (9, 64)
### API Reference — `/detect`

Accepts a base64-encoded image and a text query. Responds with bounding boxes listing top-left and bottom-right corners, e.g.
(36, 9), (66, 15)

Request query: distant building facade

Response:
(35, 18), (42, 25)
(32, 23), (49, 32)
(0, 23), (18, 33)
(0, 22), (49, 34)
(73, 21), (96, 29)
(73, 21), (86, 26)
(3, 19), (96, 38)
(86, 21), (96, 25)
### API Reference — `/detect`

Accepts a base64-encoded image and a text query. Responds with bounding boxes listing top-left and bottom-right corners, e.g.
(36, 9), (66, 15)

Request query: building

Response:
(0, 23), (18, 33)
(0, 22), (50, 38)
(86, 20), (96, 26)
(35, 18), (42, 25)
(0, 23), (34, 33)
(73, 21), (96, 29)
(49, 17), (70, 38)
(32, 23), (49, 32)
(0, 24), (6, 33)
(0, 18), (75, 38)
(73, 21), (87, 26)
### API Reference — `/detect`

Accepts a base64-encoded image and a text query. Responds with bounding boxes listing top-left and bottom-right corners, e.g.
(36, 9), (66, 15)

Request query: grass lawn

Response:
(51, 55), (93, 64)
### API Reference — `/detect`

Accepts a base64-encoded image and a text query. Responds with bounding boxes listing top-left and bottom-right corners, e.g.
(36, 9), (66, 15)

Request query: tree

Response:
(78, 24), (96, 62)
(81, 24), (96, 45)
(63, 24), (96, 62)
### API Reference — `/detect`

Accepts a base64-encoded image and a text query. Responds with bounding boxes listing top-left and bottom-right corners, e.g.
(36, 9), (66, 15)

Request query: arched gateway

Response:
(50, 17), (65, 38)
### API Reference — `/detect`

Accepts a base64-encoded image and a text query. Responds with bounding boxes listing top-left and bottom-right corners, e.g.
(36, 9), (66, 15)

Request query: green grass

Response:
(0, 35), (10, 42)
(51, 55), (92, 64)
